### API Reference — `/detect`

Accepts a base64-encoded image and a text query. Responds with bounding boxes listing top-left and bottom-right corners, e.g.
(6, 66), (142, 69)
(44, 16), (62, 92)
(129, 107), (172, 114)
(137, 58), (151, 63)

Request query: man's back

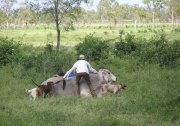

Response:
(74, 60), (90, 74)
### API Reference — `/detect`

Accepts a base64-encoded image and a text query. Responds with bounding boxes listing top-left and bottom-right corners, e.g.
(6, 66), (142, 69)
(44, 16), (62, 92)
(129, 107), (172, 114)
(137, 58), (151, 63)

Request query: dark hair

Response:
(57, 71), (65, 76)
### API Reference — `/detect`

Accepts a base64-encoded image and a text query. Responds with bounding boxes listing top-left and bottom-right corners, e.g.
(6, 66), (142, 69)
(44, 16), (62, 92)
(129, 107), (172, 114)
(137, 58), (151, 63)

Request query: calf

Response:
(101, 83), (127, 95)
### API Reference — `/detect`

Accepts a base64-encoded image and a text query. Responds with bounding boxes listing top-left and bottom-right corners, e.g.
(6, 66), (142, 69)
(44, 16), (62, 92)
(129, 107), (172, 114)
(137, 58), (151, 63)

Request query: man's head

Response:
(79, 54), (85, 60)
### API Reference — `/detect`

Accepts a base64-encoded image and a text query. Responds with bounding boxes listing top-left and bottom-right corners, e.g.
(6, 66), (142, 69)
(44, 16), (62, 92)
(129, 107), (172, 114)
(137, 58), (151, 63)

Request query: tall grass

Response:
(0, 57), (179, 126)
(0, 24), (179, 126)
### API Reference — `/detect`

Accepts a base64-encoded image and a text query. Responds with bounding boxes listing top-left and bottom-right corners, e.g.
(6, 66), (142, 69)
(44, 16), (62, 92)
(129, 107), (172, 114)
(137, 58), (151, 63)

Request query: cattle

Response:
(49, 69), (117, 97)
(41, 76), (63, 85)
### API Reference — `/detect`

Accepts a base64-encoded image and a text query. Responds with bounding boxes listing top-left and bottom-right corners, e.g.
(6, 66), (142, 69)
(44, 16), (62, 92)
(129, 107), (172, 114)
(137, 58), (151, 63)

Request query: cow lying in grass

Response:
(52, 69), (117, 97)
(26, 69), (117, 99)
(101, 83), (127, 95)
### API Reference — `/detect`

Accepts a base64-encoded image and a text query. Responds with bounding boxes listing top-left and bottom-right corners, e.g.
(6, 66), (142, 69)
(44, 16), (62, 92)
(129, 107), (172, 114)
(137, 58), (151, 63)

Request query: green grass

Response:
(0, 58), (179, 126)
(0, 23), (179, 125)
(0, 23), (179, 47)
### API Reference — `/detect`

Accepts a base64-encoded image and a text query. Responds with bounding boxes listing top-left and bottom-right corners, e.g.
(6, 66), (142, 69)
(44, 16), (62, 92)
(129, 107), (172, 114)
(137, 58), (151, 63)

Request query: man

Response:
(63, 54), (97, 97)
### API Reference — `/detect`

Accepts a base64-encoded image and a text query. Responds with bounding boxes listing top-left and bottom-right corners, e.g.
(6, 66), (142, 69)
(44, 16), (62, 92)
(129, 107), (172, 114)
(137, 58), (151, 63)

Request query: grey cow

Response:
(41, 69), (116, 97)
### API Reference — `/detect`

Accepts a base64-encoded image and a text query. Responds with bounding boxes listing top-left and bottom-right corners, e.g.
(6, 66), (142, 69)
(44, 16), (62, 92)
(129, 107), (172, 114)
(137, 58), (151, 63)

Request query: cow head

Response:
(98, 69), (116, 83)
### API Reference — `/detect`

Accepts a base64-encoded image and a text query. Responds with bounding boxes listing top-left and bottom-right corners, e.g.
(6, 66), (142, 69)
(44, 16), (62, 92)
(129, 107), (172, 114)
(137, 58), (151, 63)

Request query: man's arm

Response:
(86, 62), (98, 73)
(63, 63), (77, 79)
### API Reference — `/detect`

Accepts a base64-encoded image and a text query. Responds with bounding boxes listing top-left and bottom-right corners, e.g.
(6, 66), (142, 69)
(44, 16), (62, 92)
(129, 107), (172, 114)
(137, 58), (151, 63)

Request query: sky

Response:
(16, 0), (145, 10)
(84, 0), (145, 10)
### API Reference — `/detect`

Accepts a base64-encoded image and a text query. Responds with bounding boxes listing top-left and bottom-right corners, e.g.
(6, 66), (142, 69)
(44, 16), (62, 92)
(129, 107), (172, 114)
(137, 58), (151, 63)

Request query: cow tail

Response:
(63, 80), (66, 90)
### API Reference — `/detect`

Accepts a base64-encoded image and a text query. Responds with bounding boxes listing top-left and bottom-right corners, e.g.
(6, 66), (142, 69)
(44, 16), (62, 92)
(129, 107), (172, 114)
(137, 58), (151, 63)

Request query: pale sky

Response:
(16, 0), (145, 10)
(85, 0), (145, 10)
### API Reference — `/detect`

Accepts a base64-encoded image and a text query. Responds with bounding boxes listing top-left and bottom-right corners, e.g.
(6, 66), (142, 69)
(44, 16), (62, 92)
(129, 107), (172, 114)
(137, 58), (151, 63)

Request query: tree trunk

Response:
(134, 19), (137, 30)
(56, 26), (60, 49)
(54, 0), (60, 49)
(152, 11), (155, 31)
(6, 21), (9, 29)
(113, 19), (117, 28)
(171, 10), (174, 28)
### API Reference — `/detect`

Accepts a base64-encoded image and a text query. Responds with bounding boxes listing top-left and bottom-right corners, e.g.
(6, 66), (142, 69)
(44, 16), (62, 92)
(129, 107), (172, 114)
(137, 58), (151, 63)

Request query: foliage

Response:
(19, 44), (76, 76)
(0, 37), (21, 65)
(114, 33), (141, 56)
(0, 10), (6, 25)
(172, 27), (180, 33)
(139, 35), (180, 67)
(75, 34), (110, 61)
(114, 34), (180, 67)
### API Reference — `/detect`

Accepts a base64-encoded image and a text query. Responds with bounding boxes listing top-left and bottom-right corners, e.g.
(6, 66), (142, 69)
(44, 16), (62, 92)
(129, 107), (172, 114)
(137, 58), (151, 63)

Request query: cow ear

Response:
(102, 69), (107, 75)
(102, 71), (106, 75)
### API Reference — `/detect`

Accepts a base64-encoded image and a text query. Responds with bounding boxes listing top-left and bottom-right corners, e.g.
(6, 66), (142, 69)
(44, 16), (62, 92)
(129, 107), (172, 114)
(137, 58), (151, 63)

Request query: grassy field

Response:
(0, 23), (179, 47)
(0, 59), (179, 126)
(0, 24), (180, 126)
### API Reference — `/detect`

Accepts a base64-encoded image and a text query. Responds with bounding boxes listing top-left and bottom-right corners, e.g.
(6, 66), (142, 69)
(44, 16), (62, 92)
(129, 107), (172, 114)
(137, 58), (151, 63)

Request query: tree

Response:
(97, 0), (109, 22)
(143, 0), (165, 29)
(97, 0), (124, 27)
(15, 7), (33, 28)
(0, 0), (17, 29)
(26, 0), (88, 49)
(166, 0), (180, 27)
(0, 10), (6, 26)
(130, 5), (147, 30)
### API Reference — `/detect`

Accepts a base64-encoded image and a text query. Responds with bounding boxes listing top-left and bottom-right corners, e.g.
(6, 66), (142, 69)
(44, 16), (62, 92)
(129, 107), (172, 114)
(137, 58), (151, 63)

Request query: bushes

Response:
(0, 33), (179, 71)
(114, 33), (141, 57)
(114, 34), (180, 67)
(19, 45), (76, 75)
(172, 27), (180, 33)
(139, 35), (180, 67)
(0, 37), (21, 65)
(75, 34), (110, 61)
(0, 37), (76, 76)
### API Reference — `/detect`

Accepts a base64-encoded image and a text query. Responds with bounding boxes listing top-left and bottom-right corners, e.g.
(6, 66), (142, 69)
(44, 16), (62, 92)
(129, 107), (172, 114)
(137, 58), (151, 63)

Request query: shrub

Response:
(75, 34), (110, 61)
(19, 44), (76, 75)
(172, 27), (180, 33)
(0, 37), (21, 65)
(114, 33), (179, 67)
(103, 31), (108, 35)
(114, 33), (141, 57)
(139, 34), (180, 67)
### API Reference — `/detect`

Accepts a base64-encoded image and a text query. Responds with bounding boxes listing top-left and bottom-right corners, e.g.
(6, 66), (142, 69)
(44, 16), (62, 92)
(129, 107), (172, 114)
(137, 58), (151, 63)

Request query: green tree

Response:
(15, 7), (33, 28)
(130, 5), (147, 30)
(166, 0), (180, 27)
(26, 0), (88, 50)
(143, 0), (165, 29)
(97, 0), (124, 27)
(0, 0), (17, 29)
(0, 10), (6, 26)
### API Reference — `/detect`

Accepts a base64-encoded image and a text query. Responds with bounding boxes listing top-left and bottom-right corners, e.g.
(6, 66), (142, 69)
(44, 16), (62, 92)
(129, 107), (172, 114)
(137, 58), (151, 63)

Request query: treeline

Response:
(0, 0), (180, 29)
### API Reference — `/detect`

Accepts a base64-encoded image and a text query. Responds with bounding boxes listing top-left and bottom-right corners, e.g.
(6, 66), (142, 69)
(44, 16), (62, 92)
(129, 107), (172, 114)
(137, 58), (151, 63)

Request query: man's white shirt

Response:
(63, 60), (97, 79)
